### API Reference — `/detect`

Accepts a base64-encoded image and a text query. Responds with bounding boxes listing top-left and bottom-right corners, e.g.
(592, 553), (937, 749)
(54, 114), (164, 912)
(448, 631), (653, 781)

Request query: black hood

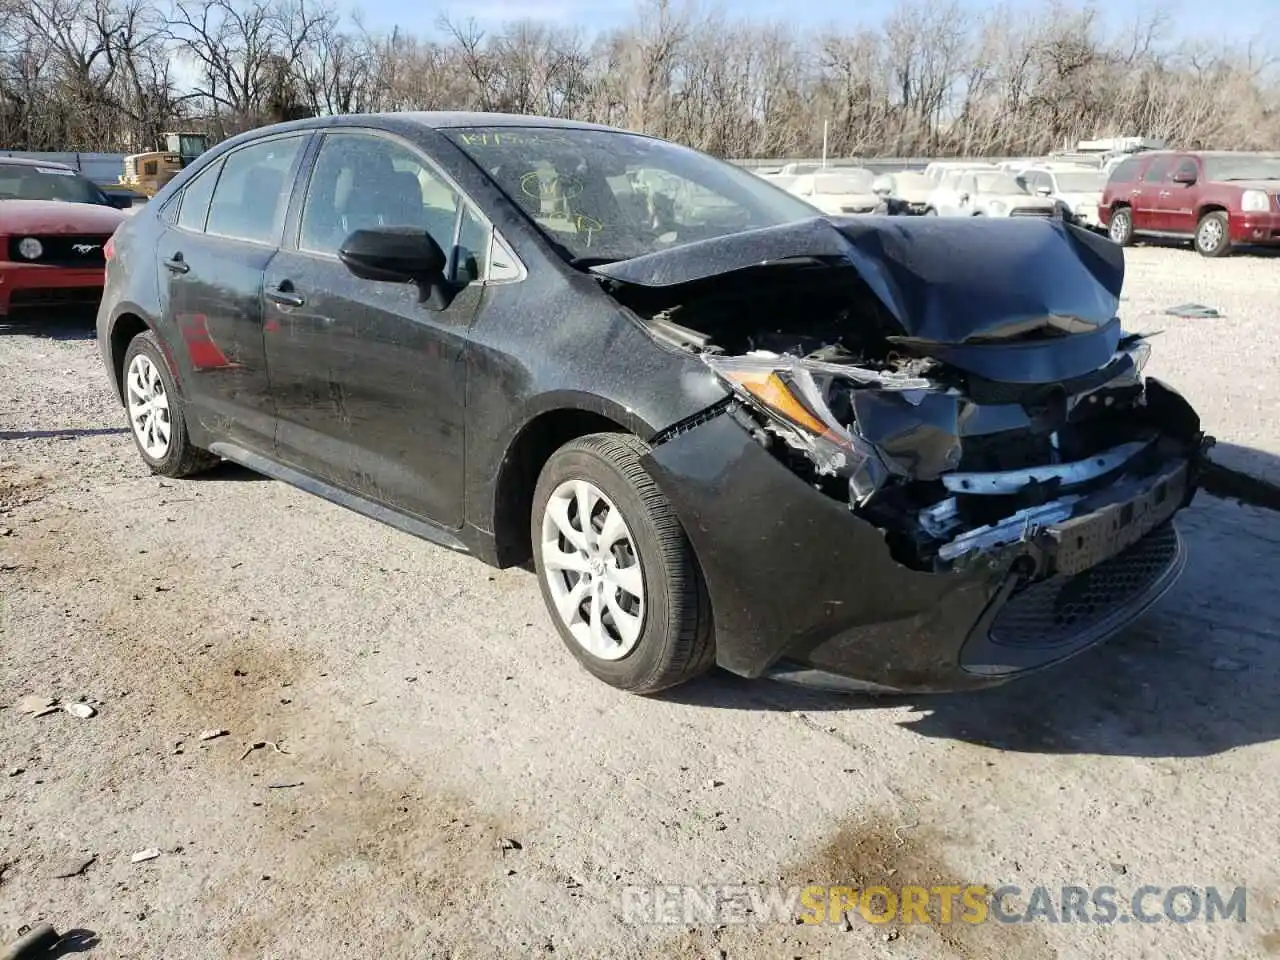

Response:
(591, 216), (1128, 382)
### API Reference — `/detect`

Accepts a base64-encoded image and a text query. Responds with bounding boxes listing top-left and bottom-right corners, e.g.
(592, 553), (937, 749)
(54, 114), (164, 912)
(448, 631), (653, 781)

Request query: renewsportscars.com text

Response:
(621, 883), (1247, 926)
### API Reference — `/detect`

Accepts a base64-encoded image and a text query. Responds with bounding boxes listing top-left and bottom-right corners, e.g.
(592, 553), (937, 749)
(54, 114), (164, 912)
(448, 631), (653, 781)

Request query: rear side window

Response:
(176, 159), (223, 232)
(1108, 157), (1140, 184)
(205, 136), (305, 245)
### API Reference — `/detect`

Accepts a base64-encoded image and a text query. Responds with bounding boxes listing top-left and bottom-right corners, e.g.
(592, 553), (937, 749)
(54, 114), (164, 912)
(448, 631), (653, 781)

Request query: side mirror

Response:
(958, 192), (970, 203)
(104, 193), (134, 209)
(1172, 169), (1196, 185)
(338, 227), (453, 309)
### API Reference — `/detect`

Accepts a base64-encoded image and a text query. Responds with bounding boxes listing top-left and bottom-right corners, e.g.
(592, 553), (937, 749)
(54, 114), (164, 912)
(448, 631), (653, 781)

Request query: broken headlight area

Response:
(703, 340), (1205, 575)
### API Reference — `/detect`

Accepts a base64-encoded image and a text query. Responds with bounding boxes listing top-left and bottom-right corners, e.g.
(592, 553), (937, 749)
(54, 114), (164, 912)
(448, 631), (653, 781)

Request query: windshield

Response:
(444, 127), (816, 264)
(1203, 154), (1280, 181)
(0, 163), (108, 204)
(1054, 171), (1105, 192)
(813, 170), (875, 194)
(976, 173), (1029, 195)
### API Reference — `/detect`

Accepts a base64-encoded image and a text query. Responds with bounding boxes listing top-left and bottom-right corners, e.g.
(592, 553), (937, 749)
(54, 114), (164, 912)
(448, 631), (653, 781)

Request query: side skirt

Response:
(208, 441), (471, 555)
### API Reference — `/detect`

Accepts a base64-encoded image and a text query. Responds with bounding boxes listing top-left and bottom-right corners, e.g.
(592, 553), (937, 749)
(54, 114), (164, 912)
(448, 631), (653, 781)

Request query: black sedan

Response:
(96, 113), (1210, 695)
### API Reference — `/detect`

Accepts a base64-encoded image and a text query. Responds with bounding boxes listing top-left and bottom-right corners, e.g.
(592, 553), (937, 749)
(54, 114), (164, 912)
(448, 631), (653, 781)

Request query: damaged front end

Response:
(595, 216), (1210, 690)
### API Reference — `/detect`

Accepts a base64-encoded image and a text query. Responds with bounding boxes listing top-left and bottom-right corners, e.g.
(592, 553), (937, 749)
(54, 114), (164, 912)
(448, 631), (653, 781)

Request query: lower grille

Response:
(1009, 208), (1054, 218)
(7, 235), (111, 267)
(989, 523), (1181, 649)
(8, 287), (102, 308)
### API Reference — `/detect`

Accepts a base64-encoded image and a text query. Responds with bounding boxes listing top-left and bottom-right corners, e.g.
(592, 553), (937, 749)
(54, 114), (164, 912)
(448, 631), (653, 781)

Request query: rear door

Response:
(1132, 155), (1172, 231)
(262, 130), (490, 527)
(157, 133), (308, 453)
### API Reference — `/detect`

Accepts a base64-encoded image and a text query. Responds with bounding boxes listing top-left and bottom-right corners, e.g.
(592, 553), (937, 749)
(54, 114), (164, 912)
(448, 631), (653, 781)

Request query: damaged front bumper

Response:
(641, 408), (1200, 694)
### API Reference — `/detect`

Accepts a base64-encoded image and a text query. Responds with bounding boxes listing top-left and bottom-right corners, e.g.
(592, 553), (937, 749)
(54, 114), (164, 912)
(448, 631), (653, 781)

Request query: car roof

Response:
(0, 156), (76, 171)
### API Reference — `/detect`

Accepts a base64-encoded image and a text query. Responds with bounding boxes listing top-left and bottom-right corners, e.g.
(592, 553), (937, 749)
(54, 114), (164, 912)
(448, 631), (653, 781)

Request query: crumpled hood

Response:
(0, 199), (126, 235)
(592, 215), (1124, 348)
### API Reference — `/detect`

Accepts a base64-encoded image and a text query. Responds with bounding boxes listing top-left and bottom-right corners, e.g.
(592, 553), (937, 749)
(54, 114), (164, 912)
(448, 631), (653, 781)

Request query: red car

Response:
(0, 157), (129, 317)
(1098, 150), (1280, 257)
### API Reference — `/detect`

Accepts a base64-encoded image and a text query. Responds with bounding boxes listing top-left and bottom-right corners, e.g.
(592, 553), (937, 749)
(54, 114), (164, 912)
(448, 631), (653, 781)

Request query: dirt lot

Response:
(2, 243), (1279, 959)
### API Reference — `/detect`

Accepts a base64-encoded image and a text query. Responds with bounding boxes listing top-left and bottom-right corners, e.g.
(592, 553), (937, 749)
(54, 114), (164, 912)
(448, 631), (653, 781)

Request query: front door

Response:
(157, 133), (308, 454)
(1132, 155), (1172, 232)
(1155, 156), (1200, 235)
(264, 131), (489, 528)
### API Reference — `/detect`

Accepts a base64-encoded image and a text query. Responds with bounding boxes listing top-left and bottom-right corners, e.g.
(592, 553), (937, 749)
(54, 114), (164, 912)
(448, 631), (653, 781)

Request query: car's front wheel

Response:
(1108, 206), (1134, 246)
(122, 331), (219, 477)
(531, 433), (714, 694)
(1194, 211), (1232, 258)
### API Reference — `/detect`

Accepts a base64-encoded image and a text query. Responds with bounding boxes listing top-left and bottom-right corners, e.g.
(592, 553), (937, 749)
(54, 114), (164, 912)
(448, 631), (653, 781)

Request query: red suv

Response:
(1098, 151), (1280, 257)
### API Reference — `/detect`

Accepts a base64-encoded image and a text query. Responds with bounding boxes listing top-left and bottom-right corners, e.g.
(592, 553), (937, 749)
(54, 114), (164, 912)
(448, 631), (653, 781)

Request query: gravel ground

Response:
(2, 243), (1279, 960)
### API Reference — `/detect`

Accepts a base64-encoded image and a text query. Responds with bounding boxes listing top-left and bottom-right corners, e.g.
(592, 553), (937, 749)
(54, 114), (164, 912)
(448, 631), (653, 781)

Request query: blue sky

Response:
(364, 0), (1270, 47)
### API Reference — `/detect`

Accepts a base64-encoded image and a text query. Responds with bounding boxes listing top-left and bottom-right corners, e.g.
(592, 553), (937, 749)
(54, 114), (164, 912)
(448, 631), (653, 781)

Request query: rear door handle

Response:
(266, 282), (305, 308)
(163, 252), (189, 274)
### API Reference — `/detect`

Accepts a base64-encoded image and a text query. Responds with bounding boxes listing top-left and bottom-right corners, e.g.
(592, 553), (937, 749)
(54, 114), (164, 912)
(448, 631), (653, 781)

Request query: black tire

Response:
(923, 207), (937, 216)
(1194, 211), (1232, 258)
(122, 331), (220, 478)
(1108, 206), (1134, 246)
(531, 433), (714, 694)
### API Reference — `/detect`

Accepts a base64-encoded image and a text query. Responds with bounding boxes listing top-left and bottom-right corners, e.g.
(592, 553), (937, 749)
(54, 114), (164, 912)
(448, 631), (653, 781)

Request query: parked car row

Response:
(751, 148), (1280, 257)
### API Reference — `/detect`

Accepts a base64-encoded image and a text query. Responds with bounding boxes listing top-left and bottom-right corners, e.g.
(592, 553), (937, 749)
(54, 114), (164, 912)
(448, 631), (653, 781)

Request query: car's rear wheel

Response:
(531, 433), (714, 694)
(123, 331), (219, 478)
(1194, 211), (1232, 258)
(1108, 207), (1134, 246)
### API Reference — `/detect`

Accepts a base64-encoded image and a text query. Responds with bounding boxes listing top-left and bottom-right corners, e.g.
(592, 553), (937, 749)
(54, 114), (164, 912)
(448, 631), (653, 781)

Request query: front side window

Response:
(176, 159), (223, 232)
(443, 126), (814, 265)
(299, 133), (461, 263)
(455, 204), (490, 283)
(1174, 159), (1199, 181)
(204, 135), (305, 244)
(1142, 157), (1173, 183)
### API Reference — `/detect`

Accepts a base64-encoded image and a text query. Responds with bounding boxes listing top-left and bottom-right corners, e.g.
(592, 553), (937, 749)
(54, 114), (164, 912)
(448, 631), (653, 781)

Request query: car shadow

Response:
(0, 312), (98, 340)
(198, 459), (270, 481)
(0, 427), (128, 440)
(1130, 238), (1280, 259)
(662, 441), (1280, 760)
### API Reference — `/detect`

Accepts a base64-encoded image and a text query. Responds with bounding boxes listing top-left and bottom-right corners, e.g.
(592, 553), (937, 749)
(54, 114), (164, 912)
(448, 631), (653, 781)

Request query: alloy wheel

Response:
(1198, 218), (1223, 253)
(540, 478), (646, 660)
(1109, 212), (1129, 243)
(125, 354), (171, 459)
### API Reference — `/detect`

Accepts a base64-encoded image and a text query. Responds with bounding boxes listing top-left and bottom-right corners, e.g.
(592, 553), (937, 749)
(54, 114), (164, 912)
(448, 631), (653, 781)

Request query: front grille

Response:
(988, 523), (1180, 649)
(1009, 207), (1054, 217)
(8, 287), (102, 309)
(7, 235), (110, 267)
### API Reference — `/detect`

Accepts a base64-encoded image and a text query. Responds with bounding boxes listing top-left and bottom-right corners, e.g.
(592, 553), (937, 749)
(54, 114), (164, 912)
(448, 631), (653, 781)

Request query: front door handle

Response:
(163, 252), (189, 274)
(266, 282), (305, 308)
(1158, 190), (1171, 198)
